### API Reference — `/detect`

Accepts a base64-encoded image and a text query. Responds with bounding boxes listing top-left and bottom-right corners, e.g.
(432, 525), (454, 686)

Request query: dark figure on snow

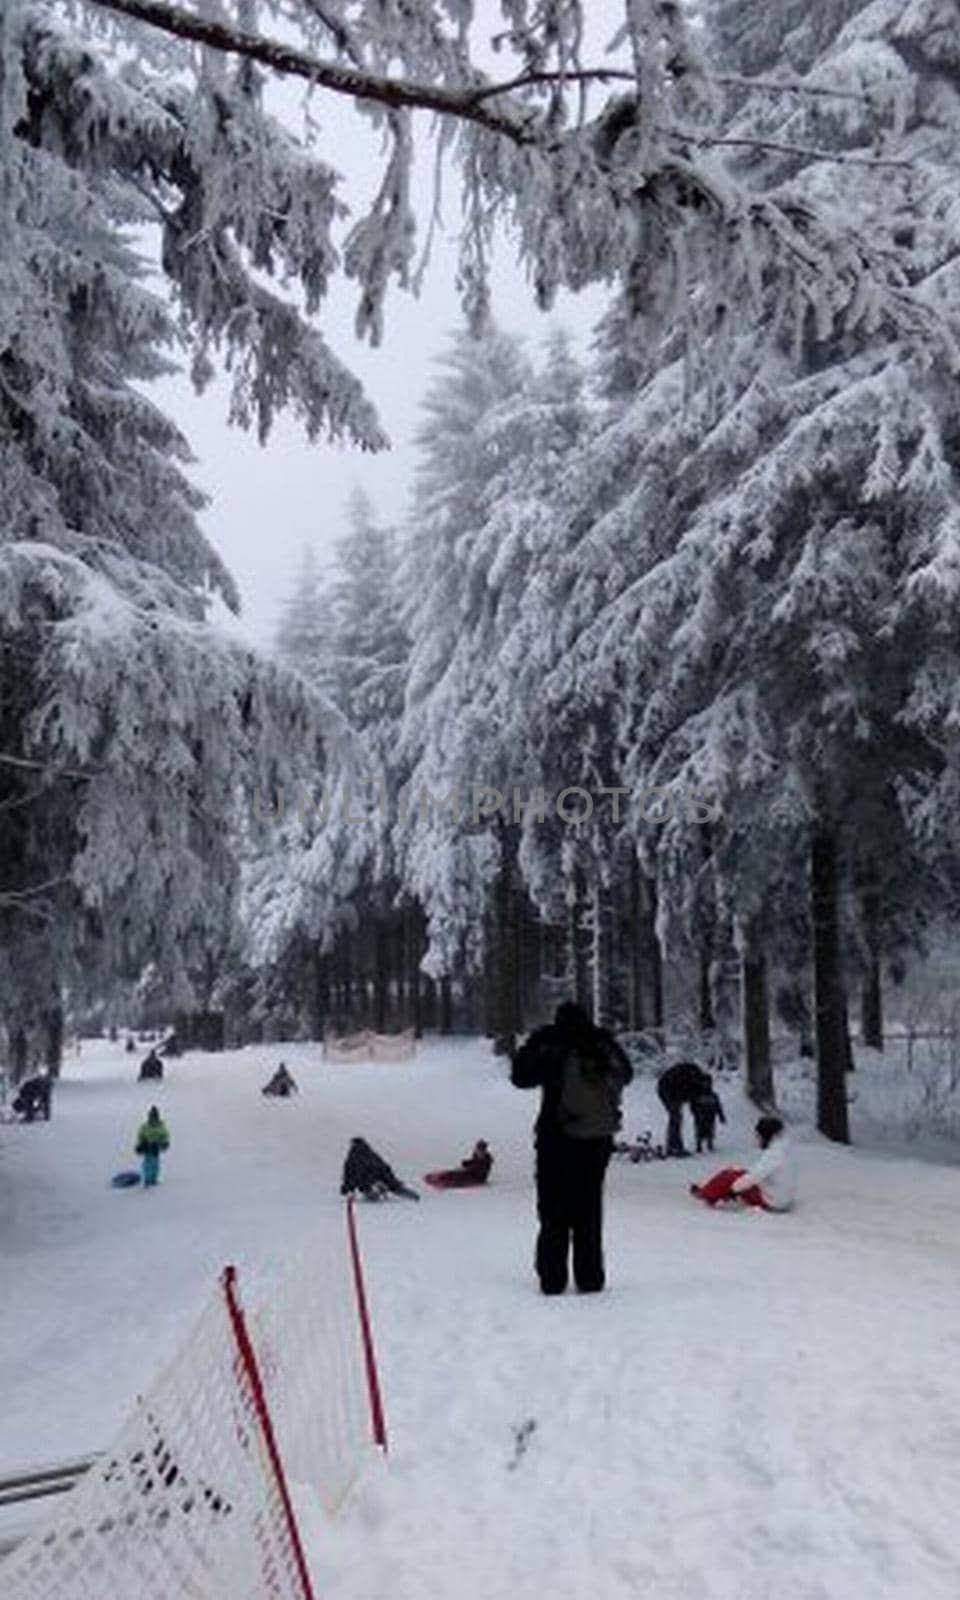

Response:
(424, 1140), (494, 1189)
(12, 1074), (52, 1122)
(511, 1002), (633, 1296)
(656, 1061), (712, 1157)
(262, 1062), (298, 1097)
(690, 1077), (726, 1153)
(340, 1137), (420, 1202)
(139, 1048), (164, 1082)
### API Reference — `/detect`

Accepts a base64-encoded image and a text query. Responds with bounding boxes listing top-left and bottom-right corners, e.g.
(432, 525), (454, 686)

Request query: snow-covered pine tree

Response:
(543, 0), (960, 1137)
(274, 544), (336, 693)
(396, 326), (535, 992)
(1, 0), (358, 1056)
(327, 490), (408, 736)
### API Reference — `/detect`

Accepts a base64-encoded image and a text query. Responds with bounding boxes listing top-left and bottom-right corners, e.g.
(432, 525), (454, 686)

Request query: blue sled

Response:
(111, 1170), (142, 1188)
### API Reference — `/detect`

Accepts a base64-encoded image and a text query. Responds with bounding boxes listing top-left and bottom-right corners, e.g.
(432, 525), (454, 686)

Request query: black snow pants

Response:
(534, 1132), (613, 1294)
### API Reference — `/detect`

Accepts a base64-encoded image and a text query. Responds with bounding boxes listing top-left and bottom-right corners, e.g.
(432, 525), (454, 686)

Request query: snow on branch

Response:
(84, 0), (541, 142)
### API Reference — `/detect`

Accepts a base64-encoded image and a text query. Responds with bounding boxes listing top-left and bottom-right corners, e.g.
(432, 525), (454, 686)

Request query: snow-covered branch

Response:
(84, 0), (540, 142)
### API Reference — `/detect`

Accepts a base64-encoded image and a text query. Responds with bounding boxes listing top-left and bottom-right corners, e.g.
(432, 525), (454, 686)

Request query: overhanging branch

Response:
(84, 0), (539, 143)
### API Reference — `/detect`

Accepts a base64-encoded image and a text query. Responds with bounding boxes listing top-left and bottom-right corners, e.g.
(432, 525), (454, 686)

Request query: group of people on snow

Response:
(112, 1005), (795, 1303)
(509, 1001), (796, 1297)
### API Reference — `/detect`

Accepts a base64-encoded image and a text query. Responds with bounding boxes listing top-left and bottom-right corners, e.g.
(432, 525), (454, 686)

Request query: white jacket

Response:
(732, 1134), (797, 1211)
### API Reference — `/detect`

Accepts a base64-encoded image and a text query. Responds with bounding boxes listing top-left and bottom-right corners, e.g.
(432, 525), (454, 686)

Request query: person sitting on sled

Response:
(690, 1115), (796, 1212)
(424, 1139), (494, 1188)
(340, 1136), (420, 1201)
(262, 1062), (298, 1097)
(138, 1047), (164, 1082)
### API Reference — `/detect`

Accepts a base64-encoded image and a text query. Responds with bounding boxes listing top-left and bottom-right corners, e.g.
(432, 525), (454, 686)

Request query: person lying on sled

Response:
(424, 1140), (494, 1189)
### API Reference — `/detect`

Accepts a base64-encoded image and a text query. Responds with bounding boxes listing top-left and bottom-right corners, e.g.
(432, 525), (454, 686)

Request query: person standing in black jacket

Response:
(511, 1002), (633, 1296)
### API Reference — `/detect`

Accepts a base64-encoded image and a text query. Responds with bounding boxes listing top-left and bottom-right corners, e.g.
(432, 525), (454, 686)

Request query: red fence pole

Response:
(222, 1265), (317, 1600)
(345, 1198), (389, 1453)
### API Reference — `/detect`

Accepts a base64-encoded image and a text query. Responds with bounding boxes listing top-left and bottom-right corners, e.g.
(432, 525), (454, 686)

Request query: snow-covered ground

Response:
(2, 1037), (959, 1599)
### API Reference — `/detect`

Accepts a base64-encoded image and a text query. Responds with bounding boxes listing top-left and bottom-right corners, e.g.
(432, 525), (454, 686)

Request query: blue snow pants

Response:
(141, 1150), (161, 1187)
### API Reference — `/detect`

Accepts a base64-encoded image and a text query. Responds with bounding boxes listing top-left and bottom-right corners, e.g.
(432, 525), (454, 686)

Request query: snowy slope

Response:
(1, 1038), (958, 1599)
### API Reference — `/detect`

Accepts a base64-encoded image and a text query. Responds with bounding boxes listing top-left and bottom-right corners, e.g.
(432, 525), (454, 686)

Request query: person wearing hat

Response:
(690, 1115), (796, 1212)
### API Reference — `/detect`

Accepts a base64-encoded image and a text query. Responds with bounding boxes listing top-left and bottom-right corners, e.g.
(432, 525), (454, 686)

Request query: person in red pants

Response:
(690, 1116), (796, 1212)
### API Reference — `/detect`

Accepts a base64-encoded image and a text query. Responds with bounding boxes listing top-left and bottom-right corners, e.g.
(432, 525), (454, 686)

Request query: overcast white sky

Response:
(150, 11), (620, 649)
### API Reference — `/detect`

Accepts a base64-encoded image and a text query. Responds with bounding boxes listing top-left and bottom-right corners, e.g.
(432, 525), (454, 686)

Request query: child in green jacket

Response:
(135, 1105), (170, 1187)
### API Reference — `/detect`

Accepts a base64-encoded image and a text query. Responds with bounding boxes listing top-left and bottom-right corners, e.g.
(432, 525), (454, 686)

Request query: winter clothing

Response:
(511, 1003), (633, 1294)
(424, 1141), (493, 1189)
(340, 1137), (419, 1201)
(692, 1132), (796, 1213)
(656, 1062), (712, 1156)
(262, 1064), (297, 1097)
(12, 1075), (52, 1122)
(691, 1089), (726, 1153)
(135, 1108), (170, 1188)
(139, 1050), (164, 1082)
(732, 1133), (796, 1211)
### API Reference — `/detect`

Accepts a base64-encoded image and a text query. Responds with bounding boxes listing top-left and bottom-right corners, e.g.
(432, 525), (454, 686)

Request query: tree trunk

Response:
(698, 827), (716, 1033)
(310, 945), (330, 1040)
(860, 885), (883, 1049)
(638, 868), (664, 1038)
(590, 878), (614, 1028)
(811, 824), (851, 1144)
(440, 974), (453, 1036)
(11, 1026), (28, 1086)
(698, 946), (715, 1034)
(374, 921), (389, 1032)
(739, 930), (774, 1108)
(43, 1002), (64, 1079)
(564, 866), (591, 1011)
(485, 826), (522, 1040)
(627, 854), (644, 1031)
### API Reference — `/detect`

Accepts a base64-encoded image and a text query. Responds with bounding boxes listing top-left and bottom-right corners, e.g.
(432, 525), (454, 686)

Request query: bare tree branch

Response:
(0, 752), (98, 782)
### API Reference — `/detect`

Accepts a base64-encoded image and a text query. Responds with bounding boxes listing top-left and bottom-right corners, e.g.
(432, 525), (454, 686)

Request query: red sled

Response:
(424, 1168), (490, 1189)
(424, 1142), (493, 1188)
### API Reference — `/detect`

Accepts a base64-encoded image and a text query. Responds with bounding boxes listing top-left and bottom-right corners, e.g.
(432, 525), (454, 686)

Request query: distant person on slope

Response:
(511, 1002), (633, 1295)
(340, 1137), (420, 1201)
(135, 1106), (170, 1188)
(138, 1047), (164, 1082)
(690, 1116), (796, 1212)
(424, 1140), (494, 1189)
(262, 1062), (298, 1097)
